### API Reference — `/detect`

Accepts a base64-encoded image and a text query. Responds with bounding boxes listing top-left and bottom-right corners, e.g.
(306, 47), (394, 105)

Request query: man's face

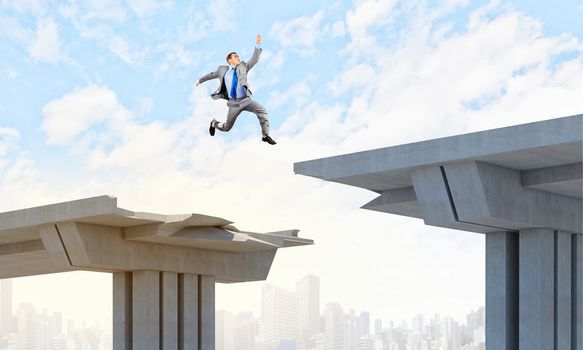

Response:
(228, 53), (240, 66)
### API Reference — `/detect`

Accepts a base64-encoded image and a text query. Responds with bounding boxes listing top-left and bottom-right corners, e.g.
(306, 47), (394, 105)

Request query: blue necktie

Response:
(230, 68), (238, 99)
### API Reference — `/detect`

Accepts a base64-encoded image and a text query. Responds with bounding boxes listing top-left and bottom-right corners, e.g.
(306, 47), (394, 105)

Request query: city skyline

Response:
(0, 279), (112, 349)
(216, 274), (485, 350)
(2, 273), (486, 349)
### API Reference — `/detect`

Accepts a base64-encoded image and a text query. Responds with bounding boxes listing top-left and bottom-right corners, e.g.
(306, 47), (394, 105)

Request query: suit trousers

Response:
(216, 97), (269, 137)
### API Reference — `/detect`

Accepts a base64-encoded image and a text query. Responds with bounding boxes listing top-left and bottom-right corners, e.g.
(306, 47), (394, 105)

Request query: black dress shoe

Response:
(209, 120), (215, 136)
(262, 135), (277, 145)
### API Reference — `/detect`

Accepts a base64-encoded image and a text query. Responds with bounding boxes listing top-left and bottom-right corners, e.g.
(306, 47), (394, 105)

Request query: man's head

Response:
(226, 52), (240, 66)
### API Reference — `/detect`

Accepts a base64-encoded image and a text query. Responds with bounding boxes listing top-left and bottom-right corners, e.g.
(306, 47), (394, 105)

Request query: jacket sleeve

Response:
(246, 47), (262, 71)
(198, 70), (219, 84)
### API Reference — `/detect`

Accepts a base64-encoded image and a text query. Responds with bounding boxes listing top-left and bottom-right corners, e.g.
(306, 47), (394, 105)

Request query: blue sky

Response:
(1, 0), (583, 325)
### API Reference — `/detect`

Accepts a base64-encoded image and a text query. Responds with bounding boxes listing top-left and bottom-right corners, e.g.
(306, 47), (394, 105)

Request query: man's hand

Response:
(256, 34), (261, 45)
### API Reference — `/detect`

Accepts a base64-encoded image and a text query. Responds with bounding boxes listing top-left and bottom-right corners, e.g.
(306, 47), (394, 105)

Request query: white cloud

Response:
(0, 15), (32, 43)
(80, 0), (127, 23)
(108, 36), (145, 66)
(206, 0), (237, 33)
(0, 127), (20, 160)
(327, 63), (376, 96)
(3, 68), (19, 79)
(58, 2), (143, 67)
(157, 43), (209, 72)
(262, 50), (286, 71)
(270, 11), (327, 55)
(334, 1), (583, 151)
(57, 1), (127, 28)
(128, 0), (172, 17)
(42, 85), (130, 144)
(2, 0), (49, 14)
(345, 0), (398, 51)
(331, 20), (347, 38)
(182, 0), (238, 42)
(134, 97), (153, 116)
(0, 16), (78, 66)
(269, 80), (312, 108)
(0, 127), (56, 212)
(28, 18), (62, 63)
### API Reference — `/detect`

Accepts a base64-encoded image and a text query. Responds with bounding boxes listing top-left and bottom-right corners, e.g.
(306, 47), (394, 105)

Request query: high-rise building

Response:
(359, 311), (370, 337)
(410, 314), (425, 350)
(216, 310), (237, 350)
(323, 303), (347, 350)
(347, 309), (358, 349)
(374, 319), (382, 335)
(0, 279), (14, 336)
(15, 303), (41, 350)
(49, 312), (63, 339)
(467, 307), (485, 349)
(442, 317), (461, 350)
(234, 312), (259, 350)
(467, 307), (485, 335)
(358, 334), (376, 350)
(296, 274), (320, 347)
(261, 284), (299, 349)
(412, 314), (424, 336)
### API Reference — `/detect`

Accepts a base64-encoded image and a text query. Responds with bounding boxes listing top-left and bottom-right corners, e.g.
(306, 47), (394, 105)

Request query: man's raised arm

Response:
(247, 34), (262, 71)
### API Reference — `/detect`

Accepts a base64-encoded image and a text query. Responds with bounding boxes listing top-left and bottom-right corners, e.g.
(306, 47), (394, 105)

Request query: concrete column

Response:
(199, 275), (215, 350)
(179, 273), (198, 350)
(113, 271), (216, 350)
(574, 234), (583, 350)
(133, 271), (160, 350)
(519, 228), (554, 350)
(485, 231), (518, 350)
(161, 272), (178, 350)
(557, 231), (572, 350)
(113, 272), (132, 350)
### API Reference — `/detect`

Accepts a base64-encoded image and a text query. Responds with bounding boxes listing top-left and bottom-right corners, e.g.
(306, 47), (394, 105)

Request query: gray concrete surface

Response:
(132, 270), (160, 350)
(161, 272), (178, 350)
(294, 114), (583, 350)
(575, 235), (583, 348)
(518, 228), (554, 350)
(486, 231), (518, 350)
(557, 231), (572, 350)
(0, 196), (312, 349)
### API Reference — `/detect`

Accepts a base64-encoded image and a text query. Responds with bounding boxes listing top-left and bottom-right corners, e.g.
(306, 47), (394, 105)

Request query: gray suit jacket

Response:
(198, 47), (262, 100)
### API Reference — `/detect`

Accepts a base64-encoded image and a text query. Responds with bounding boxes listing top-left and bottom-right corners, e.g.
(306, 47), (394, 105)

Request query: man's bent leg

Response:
(216, 104), (244, 132)
(245, 100), (270, 137)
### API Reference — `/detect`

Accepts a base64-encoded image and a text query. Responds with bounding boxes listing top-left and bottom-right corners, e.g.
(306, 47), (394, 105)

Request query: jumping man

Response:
(196, 34), (276, 145)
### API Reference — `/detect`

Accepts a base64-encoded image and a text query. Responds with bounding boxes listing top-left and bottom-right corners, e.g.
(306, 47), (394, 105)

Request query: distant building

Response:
(261, 284), (299, 350)
(323, 303), (347, 350)
(234, 312), (259, 350)
(357, 334), (375, 350)
(216, 310), (237, 350)
(374, 319), (382, 335)
(442, 317), (462, 350)
(296, 275), (320, 348)
(15, 303), (41, 350)
(359, 312), (370, 337)
(0, 280), (14, 337)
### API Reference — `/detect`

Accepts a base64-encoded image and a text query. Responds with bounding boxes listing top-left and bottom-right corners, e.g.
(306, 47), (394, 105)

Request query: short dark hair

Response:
(226, 52), (238, 62)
